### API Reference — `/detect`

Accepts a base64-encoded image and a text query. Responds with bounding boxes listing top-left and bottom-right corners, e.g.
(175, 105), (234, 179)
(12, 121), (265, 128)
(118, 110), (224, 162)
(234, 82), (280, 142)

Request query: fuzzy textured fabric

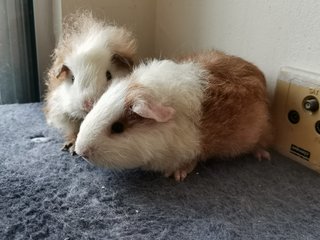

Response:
(1, 103), (320, 240)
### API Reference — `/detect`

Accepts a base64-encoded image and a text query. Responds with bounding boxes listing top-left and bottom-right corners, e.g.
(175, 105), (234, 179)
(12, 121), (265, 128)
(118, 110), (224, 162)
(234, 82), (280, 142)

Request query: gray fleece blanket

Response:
(1, 103), (320, 240)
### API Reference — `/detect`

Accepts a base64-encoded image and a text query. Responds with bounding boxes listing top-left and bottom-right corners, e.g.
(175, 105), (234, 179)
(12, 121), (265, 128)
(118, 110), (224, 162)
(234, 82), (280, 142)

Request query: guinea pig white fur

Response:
(75, 51), (273, 181)
(44, 11), (137, 153)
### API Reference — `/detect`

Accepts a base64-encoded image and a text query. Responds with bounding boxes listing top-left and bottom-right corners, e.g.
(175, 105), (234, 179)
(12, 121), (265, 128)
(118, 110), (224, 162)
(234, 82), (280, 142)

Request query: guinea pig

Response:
(43, 11), (137, 153)
(75, 51), (273, 181)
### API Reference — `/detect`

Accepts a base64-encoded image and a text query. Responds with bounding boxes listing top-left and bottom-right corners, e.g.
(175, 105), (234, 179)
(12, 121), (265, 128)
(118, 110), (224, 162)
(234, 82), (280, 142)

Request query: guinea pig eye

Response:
(111, 121), (124, 134)
(71, 75), (75, 83)
(106, 71), (112, 81)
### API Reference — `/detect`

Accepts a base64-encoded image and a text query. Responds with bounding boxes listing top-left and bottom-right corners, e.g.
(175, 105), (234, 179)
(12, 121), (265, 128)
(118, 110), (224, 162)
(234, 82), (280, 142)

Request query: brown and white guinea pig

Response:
(74, 50), (273, 181)
(43, 11), (137, 153)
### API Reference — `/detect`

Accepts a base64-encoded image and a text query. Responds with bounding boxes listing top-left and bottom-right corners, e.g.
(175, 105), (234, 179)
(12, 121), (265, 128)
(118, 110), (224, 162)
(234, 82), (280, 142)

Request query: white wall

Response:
(60, 0), (156, 58)
(155, 0), (320, 93)
(52, 0), (320, 95)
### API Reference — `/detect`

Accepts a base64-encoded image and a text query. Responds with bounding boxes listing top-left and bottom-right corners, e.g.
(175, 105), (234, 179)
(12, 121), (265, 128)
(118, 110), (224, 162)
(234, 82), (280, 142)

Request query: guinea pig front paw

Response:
(165, 160), (198, 182)
(253, 148), (271, 161)
(61, 140), (76, 155)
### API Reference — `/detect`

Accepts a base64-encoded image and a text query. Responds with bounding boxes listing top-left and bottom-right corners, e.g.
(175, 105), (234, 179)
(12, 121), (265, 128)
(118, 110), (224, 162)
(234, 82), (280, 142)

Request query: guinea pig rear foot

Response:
(253, 148), (271, 161)
(165, 160), (198, 182)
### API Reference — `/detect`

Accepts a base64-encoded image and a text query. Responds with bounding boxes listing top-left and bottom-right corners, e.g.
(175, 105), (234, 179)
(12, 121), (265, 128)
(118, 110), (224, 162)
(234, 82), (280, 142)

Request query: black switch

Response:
(303, 96), (319, 112)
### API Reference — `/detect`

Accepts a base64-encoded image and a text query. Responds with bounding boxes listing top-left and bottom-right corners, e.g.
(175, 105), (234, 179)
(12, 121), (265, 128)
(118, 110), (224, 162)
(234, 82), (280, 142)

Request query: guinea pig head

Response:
(51, 21), (136, 120)
(74, 80), (177, 170)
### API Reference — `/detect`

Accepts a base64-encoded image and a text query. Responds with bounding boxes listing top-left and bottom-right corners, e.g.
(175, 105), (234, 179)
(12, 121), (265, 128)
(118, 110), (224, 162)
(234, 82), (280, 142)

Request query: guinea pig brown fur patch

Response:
(189, 52), (273, 158)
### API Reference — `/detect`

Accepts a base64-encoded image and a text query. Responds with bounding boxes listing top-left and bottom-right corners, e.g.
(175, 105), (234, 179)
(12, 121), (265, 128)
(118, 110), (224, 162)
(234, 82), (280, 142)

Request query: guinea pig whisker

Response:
(80, 156), (94, 165)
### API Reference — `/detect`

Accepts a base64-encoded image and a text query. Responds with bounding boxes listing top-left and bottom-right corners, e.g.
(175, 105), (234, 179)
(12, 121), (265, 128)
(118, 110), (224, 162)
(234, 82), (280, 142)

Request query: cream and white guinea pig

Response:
(75, 51), (273, 181)
(44, 11), (137, 153)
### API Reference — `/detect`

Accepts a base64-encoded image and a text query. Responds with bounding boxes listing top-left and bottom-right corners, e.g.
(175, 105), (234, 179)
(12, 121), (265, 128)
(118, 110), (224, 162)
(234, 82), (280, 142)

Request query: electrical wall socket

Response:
(273, 67), (320, 172)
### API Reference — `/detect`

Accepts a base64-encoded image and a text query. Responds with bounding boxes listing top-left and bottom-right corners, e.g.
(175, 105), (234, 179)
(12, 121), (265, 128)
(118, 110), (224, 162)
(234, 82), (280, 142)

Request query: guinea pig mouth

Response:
(77, 146), (96, 164)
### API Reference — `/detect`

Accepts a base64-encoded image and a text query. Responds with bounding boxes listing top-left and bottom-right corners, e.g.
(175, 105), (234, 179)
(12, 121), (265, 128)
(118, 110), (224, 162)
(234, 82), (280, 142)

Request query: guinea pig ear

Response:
(131, 100), (175, 123)
(112, 53), (134, 70)
(56, 65), (70, 78)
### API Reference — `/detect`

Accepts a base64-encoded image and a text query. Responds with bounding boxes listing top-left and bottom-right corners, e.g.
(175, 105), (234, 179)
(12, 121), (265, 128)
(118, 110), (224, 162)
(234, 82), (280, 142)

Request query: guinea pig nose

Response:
(83, 99), (94, 112)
